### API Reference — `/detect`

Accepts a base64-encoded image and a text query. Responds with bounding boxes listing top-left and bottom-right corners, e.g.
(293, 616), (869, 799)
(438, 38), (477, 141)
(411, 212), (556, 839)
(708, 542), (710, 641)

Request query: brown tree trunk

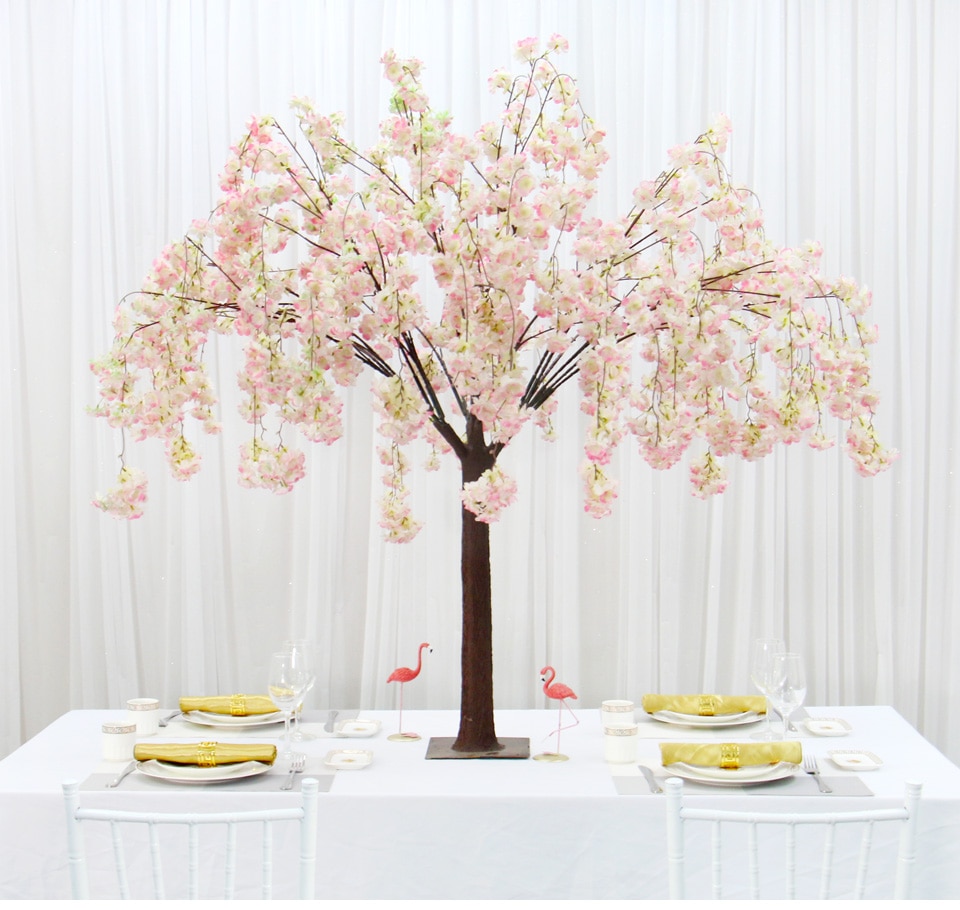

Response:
(451, 416), (504, 753)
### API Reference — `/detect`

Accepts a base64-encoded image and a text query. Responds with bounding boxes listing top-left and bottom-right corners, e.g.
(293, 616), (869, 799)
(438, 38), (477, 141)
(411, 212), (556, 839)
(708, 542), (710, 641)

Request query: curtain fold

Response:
(2, 0), (958, 764)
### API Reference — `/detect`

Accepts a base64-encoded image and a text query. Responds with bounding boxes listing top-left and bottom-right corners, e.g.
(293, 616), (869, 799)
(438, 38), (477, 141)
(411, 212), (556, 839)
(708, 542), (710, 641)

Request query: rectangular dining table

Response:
(1, 705), (959, 899)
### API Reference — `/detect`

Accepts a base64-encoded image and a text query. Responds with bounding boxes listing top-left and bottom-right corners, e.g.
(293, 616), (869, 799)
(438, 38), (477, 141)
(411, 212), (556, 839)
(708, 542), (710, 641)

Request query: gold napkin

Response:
(641, 694), (767, 716)
(659, 741), (801, 769)
(134, 742), (277, 766)
(179, 694), (279, 716)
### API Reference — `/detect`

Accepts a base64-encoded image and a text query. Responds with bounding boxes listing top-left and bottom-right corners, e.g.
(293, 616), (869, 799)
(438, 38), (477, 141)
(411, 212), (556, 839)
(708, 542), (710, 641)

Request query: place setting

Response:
(609, 646), (874, 796)
(174, 695), (286, 731)
(81, 736), (332, 793)
(81, 643), (343, 792)
(640, 693), (767, 730)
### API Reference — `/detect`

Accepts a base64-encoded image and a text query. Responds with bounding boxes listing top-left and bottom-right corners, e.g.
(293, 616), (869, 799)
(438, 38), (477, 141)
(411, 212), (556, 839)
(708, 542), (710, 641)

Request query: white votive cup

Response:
(102, 722), (137, 761)
(601, 699), (635, 727)
(603, 723), (639, 763)
(126, 697), (160, 735)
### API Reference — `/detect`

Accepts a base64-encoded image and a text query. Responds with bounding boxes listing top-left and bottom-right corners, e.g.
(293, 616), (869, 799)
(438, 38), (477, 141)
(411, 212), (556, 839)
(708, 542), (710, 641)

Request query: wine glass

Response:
(749, 637), (786, 741)
(283, 639), (317, 742)
(268, 650), (309, 762)
(768, 652), (807, 738)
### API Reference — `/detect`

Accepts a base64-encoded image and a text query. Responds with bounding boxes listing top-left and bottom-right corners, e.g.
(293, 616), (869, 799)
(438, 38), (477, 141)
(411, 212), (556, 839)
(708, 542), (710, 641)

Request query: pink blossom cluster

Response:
(92, 465), (148, 519)
(461, 465), (519, 523)
(377, 444), (422, 542)
(92, 35), (894, 530)
(237, 439), (306, 493)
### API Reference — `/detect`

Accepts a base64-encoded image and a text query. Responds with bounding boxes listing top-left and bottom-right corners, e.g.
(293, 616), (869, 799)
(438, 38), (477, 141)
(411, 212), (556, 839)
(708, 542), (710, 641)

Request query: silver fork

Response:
(280, 754), (306, 790)
(802, 753), (832, 793)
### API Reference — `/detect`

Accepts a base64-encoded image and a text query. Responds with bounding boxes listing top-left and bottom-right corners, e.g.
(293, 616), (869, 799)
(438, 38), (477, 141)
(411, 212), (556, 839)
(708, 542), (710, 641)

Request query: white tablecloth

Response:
(1, 706), (959, 898)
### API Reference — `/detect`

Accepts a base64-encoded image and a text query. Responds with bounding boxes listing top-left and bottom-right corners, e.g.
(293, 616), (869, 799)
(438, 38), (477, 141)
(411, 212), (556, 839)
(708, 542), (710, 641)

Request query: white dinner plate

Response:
(665, 761), (798, 786)
(136, 759), (273, 783)
(182, 710), (284, 728)
(651, 710), (762, 728)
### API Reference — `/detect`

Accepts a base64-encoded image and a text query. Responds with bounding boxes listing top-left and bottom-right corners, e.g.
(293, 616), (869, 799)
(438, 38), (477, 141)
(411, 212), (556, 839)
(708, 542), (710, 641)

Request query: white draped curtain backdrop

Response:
(1, 0), (957, 762)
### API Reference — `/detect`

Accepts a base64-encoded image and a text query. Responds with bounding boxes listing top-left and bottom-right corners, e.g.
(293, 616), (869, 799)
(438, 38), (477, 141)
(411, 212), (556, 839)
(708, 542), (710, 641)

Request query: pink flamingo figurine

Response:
(535, 665), (579, 761)
(386, 642), (431, 741)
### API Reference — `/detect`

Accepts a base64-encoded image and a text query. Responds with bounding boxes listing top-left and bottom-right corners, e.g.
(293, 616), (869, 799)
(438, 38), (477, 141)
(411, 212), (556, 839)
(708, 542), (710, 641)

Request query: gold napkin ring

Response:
(197, 742), (218, 767)
(719, 744), (740, 769)
(229, 694), (246, 716)
(698, 695), (718, 716)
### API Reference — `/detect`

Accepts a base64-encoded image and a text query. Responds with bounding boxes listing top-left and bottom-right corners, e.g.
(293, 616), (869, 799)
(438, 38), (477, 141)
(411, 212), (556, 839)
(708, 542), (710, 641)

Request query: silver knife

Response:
(106, 760), (138, 788)
(158, 710), (181, 728)
(639, 765), (663, 794)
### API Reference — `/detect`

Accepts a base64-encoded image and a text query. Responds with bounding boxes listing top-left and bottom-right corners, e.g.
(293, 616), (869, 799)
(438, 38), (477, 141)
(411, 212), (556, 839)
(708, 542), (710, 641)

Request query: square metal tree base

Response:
(424, 736), (530, 759)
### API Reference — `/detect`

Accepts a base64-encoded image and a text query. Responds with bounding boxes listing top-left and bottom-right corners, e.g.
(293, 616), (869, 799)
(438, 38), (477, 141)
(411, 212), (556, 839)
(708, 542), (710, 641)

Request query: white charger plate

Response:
(136, 759), (272, 783)
(665, 761), (798, 786)
(652, 710), (762, 728)
(182, 710), (284, 728)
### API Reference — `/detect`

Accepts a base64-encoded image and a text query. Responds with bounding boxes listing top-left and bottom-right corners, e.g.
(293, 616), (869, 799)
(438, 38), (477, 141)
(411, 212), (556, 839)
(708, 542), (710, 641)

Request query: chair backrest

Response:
(664, 777), (921, 899)
(61, 778), (319, 899)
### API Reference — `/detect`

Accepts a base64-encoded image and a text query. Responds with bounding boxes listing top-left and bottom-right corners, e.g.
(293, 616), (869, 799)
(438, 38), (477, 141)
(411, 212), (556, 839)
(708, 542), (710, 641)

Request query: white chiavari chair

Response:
(664, 776), (921, 899)
(61, 777), (319, 899)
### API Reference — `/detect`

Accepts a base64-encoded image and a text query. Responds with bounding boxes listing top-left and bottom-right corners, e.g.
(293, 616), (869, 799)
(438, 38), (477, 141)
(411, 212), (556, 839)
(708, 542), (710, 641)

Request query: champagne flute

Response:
(768, 652), (807, 738)
(268, 651), (308, 762)
(283, 639), (317, 742)
(750, 637), (785, 741)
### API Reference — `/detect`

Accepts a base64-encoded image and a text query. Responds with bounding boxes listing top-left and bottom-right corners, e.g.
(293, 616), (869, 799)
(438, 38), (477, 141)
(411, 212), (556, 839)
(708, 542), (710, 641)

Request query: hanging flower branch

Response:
(92, 34), (895, 528)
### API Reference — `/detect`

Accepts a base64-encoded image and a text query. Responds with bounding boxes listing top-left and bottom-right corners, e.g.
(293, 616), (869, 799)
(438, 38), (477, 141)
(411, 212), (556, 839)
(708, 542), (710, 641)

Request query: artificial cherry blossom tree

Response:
(92, 36), (894, 754)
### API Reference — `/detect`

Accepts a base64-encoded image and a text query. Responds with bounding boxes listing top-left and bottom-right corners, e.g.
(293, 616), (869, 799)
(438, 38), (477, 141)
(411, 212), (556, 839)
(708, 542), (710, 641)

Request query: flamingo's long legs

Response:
(546, 699), (580, 753)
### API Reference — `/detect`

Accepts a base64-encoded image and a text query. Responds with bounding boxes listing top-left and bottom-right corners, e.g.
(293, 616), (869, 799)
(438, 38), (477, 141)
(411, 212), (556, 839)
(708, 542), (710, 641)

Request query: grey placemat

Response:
(614, 773), (873, 797)
(81, 760), (335, 793)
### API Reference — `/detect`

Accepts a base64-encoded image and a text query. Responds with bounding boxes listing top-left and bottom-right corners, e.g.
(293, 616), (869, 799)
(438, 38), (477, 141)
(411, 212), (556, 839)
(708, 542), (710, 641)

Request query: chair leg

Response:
(300, 777), (319, 899)
(895, 781), (922, 899)
(62, 781), (90, 900)
(664, 777), (685, 899)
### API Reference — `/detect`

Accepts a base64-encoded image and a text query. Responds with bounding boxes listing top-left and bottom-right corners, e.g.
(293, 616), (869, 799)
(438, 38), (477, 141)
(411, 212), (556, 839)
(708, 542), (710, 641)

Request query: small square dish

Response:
(335, 719), (381, 737)
(323, 749), (373, 770)
(803, 717), (852, 737)
(828, 749), (882, 771)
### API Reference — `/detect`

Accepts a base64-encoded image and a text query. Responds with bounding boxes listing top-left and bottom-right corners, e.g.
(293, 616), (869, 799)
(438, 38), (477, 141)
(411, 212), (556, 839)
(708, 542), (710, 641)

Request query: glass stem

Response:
(283, 711), (292, 756)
